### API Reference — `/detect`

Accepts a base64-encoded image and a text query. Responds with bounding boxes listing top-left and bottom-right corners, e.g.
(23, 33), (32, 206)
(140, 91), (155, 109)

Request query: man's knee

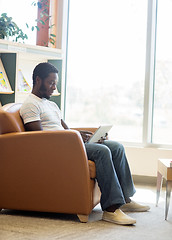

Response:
(104, 140), (124, 152)
(96, 144), (112, 159)
(85, 143), (112, 162)
(116, 142), (125, 152)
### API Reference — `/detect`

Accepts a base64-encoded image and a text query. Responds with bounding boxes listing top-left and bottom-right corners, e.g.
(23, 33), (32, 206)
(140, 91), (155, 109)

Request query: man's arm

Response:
(79, 130), (93, 143)
(61, 119), (69, 129)
(61, 119), (93, 142)
(24, 120), (43, 131)
(25, 119), (68, 131)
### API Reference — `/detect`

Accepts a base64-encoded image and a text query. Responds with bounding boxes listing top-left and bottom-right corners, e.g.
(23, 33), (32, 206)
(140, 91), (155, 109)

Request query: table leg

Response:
(165, 180), (172, 220)
(156, 171), (163, 206)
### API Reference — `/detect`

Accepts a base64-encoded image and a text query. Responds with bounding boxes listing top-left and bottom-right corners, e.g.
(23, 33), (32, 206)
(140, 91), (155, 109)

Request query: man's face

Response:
(39, 73), (58, 99)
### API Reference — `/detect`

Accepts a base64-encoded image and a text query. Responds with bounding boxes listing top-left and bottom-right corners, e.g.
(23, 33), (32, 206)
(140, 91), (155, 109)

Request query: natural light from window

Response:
(153, 0), (172, 144)
(65, 0), (148, 143)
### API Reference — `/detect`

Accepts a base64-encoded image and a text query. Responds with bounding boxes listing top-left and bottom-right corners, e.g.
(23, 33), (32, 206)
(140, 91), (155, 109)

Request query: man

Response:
(20, 62), (150, 225)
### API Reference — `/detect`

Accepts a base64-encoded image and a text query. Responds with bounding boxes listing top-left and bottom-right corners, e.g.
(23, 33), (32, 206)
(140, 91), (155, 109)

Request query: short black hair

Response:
(32, 62), (58, 86)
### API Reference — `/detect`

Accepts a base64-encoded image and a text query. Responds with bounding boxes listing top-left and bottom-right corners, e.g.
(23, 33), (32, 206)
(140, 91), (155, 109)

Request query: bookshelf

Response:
(0, 40), (63, 108)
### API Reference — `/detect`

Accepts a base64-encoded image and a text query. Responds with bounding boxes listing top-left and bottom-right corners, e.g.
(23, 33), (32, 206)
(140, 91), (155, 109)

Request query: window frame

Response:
(62, 0), (172, 149)
(143, 0), (157, 147)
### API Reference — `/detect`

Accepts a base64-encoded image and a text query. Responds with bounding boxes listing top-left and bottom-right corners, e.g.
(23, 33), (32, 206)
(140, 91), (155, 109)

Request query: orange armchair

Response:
(0, 103), (101, 222)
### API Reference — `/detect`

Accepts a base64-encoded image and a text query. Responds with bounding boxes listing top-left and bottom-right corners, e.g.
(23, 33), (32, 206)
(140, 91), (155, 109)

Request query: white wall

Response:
(125, 147), (172, 177)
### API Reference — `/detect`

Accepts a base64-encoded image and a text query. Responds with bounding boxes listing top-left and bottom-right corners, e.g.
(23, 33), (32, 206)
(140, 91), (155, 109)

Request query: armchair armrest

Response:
(0, 130), (93, 214)
(72, 127), (98, 133)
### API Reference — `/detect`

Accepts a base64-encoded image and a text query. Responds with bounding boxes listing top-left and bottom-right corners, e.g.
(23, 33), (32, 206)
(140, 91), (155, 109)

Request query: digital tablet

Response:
(88, 125), (113, 143)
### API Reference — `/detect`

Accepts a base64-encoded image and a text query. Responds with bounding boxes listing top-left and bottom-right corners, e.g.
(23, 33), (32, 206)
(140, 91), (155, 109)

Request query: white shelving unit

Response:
(0, 40), (63, 106)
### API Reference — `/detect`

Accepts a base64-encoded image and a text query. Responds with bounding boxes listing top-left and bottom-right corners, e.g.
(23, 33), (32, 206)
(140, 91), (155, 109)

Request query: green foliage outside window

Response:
(27, 0), (56, 46)
(0, 13), (28, 42)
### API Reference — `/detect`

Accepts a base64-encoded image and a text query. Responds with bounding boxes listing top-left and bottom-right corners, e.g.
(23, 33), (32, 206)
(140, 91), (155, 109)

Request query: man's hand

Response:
(79, 130), (93, 143)
(97, 133), (109, 144)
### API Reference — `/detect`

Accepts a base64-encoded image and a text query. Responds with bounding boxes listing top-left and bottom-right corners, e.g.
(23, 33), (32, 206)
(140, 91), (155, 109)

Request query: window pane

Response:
(153, 0), (172, 144)
(0, 0), (37, 45)
(65, 0), (147, 142)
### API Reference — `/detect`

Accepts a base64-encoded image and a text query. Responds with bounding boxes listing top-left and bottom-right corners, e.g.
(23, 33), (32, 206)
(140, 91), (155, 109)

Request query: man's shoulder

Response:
(20, 94), (41, 113)
(22, 94), (42, 105)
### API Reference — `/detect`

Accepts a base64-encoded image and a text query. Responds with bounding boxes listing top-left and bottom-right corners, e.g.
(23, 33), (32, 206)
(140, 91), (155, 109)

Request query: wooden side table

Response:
(156, 159), (172, 220)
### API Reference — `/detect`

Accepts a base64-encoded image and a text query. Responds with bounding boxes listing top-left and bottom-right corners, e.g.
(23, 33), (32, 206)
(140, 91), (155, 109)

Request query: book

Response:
(0, 71), (9, 92)
(18, 69), (31, 92)
(0, 59), (13, 93)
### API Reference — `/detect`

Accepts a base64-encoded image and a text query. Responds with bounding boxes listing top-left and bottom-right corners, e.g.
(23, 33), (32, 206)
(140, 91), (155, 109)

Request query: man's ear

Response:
(35, 76), (42, 87)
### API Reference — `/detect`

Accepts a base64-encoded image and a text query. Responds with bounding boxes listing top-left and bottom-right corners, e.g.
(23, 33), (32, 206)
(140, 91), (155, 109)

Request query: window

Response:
(0, 0), (37, 45)
(65, 0), (148, 143)
(153, 0), (172, 145)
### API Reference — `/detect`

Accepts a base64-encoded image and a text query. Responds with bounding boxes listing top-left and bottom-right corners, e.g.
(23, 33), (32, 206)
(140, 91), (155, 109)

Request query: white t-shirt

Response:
(20, 93), (64, 131)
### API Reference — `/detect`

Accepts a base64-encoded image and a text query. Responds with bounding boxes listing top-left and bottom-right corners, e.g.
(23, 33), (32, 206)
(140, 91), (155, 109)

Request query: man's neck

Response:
(32, 90), (42, 99)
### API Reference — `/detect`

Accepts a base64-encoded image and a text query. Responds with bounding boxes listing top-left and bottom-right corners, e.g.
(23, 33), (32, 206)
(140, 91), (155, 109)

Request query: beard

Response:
(39, 82), (50, 99)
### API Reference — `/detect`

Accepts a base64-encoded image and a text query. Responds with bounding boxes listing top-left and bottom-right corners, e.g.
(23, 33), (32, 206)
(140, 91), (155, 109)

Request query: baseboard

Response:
(132, 175), (166, 187)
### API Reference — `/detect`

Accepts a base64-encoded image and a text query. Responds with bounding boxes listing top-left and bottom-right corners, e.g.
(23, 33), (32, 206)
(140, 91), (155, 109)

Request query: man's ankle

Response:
(105, 204), (122, 212)
(125, 198), (131, 203)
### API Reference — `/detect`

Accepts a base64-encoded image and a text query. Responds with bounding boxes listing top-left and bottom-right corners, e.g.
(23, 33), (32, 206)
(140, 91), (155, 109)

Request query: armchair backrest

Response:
(0, 103), (25, 134)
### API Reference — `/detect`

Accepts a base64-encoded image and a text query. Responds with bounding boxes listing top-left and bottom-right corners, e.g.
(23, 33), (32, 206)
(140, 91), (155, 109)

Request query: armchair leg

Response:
(77, 214), (89, 223)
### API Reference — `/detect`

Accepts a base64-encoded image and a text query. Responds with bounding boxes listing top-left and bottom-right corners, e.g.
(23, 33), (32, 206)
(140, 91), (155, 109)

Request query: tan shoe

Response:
(120, 200), (150, 212)
(102, 209), (136, 225)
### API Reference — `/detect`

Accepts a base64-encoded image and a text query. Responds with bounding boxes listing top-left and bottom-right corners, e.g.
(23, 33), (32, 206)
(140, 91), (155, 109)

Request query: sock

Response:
(105, 204), (122, 212)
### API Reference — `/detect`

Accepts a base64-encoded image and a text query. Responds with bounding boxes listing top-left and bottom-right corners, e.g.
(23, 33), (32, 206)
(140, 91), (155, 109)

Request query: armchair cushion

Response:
(88, 160), (96, 179)
(0, 103), (25, 134)
(0, 110), (22, 134)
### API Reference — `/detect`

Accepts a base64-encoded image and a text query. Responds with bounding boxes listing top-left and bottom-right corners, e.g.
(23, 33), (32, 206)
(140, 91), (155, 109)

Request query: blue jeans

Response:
(85, 140), (136, 211)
